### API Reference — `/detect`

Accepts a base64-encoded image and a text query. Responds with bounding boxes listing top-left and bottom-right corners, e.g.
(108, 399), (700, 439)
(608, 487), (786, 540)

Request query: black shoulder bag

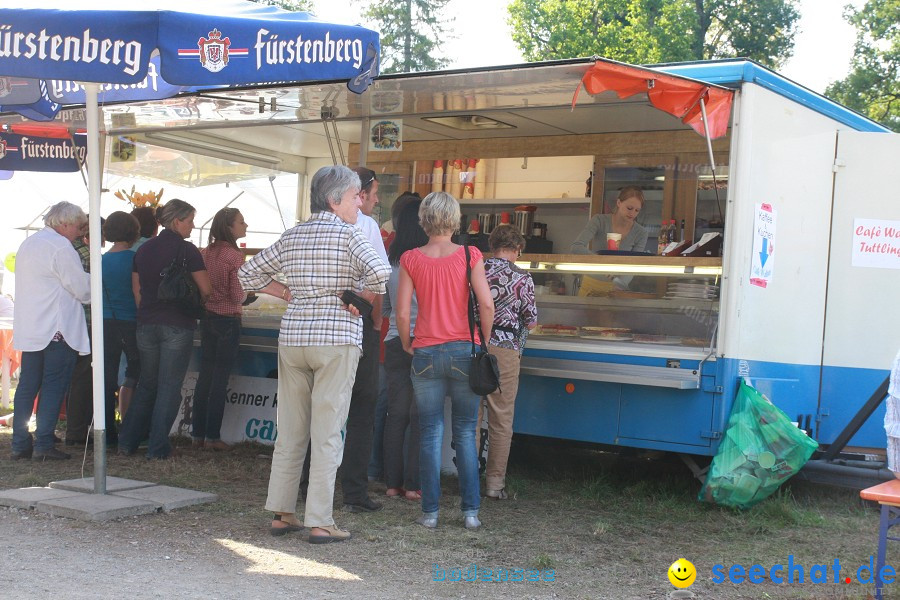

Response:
(464, 245), (500, 396)
(157, 242), (205, 320)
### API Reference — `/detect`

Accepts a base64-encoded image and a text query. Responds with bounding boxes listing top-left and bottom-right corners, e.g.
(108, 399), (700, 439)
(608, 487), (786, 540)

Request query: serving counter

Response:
(183, 253), (726, 453)
(510, 253), (726, 455)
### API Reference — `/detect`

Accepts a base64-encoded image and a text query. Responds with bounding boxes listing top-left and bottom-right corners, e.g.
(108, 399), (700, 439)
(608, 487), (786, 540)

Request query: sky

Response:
(314, 0), (864, 94)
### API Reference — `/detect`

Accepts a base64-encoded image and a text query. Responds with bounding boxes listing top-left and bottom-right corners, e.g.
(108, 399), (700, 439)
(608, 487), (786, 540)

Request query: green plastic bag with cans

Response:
(699, 381), (819, 509)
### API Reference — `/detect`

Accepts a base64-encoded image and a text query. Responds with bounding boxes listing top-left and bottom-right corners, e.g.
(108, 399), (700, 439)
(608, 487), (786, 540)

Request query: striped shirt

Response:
(238, 210), (390, 348)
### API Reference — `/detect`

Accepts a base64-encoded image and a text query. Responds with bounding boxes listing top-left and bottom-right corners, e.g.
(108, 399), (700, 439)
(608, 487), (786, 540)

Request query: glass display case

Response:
(519, 254), (721, 353)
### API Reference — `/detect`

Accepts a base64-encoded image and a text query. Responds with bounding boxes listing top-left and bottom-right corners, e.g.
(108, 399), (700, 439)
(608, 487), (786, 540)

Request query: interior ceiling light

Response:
(422, 115), (515, 130)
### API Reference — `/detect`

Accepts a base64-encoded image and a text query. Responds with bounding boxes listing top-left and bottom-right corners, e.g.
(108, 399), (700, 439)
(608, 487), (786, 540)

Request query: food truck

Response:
(7, 57), (896, 456)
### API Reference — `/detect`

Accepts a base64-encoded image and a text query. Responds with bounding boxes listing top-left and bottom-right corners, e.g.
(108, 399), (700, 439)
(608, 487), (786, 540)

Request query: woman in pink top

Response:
(192, 208), (249, 450)
(396, 191), (494, 530)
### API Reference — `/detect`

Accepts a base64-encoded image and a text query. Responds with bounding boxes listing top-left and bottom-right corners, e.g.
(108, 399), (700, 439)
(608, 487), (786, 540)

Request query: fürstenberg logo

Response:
(0, 25), (142, 77)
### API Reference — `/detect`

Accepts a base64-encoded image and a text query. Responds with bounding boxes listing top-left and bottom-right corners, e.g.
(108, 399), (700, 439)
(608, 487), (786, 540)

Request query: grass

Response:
(0, 415), (892, 599)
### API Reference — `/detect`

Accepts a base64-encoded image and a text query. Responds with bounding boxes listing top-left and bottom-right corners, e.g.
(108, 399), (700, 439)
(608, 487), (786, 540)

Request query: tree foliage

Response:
(358, 0), (454, 73)
(248, 0), (314, 11)
(507, 0), (800, 69)
(825, 0), (899, 131)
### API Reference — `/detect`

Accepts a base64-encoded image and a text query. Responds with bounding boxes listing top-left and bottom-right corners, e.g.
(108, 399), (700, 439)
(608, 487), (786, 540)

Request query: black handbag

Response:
(464, 245), (500, 396)
(157, 242), (205, 320)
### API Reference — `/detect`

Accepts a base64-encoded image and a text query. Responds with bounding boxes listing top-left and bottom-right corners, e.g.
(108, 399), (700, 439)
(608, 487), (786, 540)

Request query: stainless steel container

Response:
(514, 205), (537, 237)
(478, 213), (493, 234)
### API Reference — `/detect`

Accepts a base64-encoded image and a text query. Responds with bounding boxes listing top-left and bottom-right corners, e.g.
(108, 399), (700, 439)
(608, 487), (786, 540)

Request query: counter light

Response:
(538, 263), (723, 276)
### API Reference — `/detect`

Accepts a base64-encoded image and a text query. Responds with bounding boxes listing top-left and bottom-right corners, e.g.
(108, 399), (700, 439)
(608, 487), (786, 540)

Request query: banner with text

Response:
(173, 373), (279, 445)
(0, 132), (86, 172)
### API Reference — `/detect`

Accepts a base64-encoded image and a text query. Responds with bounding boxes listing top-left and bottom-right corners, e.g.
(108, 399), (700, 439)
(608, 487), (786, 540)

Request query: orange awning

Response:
(574, 60), (734, 139)
(4, 123), (82, 138)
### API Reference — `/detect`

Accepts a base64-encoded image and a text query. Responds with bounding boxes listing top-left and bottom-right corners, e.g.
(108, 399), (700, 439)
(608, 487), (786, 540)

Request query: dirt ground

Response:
(0, 425), (895, 600)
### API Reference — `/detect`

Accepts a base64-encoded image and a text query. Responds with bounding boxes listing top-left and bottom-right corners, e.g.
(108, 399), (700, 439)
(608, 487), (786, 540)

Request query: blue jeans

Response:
(191, 315), (241, 441)
(119, 324), (194, 459)
(11, 340), (78, 453)
(410, 341), (481, 517)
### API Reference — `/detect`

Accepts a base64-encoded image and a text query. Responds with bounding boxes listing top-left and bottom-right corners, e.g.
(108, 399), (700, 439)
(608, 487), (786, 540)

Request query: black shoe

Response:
(32, 448), (71, 461)
(11, 448), (33, 460)
(344, 497), (383, 513)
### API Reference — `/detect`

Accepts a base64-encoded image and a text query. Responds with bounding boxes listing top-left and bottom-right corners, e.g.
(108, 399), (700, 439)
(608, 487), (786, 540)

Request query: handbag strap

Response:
(463, 245), (486, 357)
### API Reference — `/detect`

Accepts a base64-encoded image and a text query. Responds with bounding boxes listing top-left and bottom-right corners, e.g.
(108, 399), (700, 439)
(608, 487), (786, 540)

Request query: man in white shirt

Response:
(340, 167), (392, 512)
(11, 202), (90, 461)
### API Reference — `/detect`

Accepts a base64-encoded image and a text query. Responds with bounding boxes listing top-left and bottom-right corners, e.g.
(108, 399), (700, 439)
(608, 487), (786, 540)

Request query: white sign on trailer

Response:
(851, 218), (900, 269)
(173, 373), (279, 445)
(750, 203), (777, 288)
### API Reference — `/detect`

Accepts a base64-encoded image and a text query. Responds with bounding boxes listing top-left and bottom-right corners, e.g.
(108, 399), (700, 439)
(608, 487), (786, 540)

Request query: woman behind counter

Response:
(571, 186), (649, 254)
(191, 207), (249, 451)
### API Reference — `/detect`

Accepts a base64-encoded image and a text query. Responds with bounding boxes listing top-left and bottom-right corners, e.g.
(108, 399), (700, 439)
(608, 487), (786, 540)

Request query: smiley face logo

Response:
(668, 558), (696, 588)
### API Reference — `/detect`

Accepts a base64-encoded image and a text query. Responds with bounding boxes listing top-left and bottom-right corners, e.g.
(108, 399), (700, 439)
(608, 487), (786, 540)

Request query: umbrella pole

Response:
(85, 83), (107, 494)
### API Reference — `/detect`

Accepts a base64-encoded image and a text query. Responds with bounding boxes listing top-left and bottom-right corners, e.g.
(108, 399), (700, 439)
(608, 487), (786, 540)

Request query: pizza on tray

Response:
(533, 324), (580, 336)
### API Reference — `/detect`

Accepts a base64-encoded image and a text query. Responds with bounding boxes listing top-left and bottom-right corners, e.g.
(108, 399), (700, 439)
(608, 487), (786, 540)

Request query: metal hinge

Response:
(701, 430), (722, 440)
(832, 158), (846, 172)
(701, 379), (724, 393)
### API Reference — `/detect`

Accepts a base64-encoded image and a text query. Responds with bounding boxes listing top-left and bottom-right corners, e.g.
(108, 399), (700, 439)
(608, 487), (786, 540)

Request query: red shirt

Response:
(201, 243), (245, 317)
(400, 245), (482, 349)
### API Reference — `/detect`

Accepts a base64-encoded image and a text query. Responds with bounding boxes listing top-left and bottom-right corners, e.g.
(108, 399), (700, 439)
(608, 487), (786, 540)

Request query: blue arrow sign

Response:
(759, 238), (769, 268)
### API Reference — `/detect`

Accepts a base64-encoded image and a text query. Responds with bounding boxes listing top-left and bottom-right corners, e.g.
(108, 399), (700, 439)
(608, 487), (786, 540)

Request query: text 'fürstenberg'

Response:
(254, 30), (364, 69)
(0, 26), (142, 76)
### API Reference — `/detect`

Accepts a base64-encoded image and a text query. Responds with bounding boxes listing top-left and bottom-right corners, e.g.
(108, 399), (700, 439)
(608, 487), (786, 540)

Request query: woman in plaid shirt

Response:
(239, 166), (390, 544)
(192, 208), (249, 451)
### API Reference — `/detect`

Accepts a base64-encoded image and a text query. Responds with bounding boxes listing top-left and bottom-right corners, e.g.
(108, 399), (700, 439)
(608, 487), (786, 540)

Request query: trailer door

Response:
(819, 130), (900, 448)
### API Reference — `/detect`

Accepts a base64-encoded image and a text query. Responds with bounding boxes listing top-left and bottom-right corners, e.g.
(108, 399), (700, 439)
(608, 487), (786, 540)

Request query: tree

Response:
(249, 0), (314, 12)
(507, 0), (800, 69)
(825, 0), (899, 132)
(357, 0), (454, 73)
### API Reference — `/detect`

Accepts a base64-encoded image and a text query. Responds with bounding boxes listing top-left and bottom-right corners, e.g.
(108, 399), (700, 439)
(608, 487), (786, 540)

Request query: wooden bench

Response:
(860, 479), (900, 600)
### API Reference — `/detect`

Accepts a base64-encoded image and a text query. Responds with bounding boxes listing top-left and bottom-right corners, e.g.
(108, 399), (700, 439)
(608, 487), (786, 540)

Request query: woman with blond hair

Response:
(119, 199), (211, 460)
(396, 191), (495, 530)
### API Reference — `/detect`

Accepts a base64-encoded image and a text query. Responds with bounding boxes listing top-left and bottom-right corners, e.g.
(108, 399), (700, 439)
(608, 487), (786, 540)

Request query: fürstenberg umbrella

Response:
(0, 0), (379, 492)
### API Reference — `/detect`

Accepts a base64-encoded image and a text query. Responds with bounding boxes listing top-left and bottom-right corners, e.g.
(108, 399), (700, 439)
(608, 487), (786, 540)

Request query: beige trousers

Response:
(480, 344), (521, 492)
(265, 344), (360, 528)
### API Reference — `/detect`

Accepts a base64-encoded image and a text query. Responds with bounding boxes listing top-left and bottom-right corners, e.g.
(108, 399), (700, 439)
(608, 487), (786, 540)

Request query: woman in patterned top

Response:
(482, 224), (537, 500)
(192, 207), (249, 451)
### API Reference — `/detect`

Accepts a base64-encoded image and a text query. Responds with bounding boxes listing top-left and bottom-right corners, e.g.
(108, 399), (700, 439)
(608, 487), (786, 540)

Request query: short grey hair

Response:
(156, 199), (196, 229)
(419, 191), (461, 236)
(310, 165), (360, 213)
(43, 201), (87, 228)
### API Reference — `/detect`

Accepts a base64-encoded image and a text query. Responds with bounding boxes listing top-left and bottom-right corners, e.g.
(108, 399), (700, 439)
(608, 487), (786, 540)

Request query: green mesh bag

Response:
(699, 381), (819, 509)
